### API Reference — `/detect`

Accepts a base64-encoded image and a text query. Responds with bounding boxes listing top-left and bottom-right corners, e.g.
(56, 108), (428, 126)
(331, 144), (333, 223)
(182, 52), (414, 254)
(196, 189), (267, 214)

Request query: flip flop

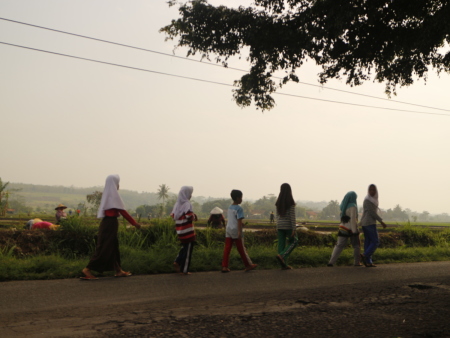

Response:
(80, 276), (98, 280)
(115, 272), (132, 277)
(221, 268), (231, 273)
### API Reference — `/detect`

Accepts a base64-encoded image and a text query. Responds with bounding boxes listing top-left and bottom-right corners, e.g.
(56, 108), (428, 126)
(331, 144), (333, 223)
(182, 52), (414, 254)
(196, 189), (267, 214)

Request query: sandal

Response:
(282, 265), (293, 270)
(244, 264), (258, 272)
(173, 262), (181, 273)
(221, 268), (231, 273)
(366, 264), (377, 268)
(115, 272), (132, 277)
(276, 254), (286, 267)
(360, 254), (369, 267)
(80, 276), (98, 280)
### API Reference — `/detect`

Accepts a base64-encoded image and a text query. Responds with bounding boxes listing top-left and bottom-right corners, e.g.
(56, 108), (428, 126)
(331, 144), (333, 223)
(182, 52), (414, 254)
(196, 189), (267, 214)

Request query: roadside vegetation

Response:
(1, 217), (450, 281)
(3, 178), (449, 223)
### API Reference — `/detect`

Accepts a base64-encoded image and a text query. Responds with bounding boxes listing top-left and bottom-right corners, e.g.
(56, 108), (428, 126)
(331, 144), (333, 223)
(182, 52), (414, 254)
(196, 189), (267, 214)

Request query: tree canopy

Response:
(320, 200), (340, 220)
(0, 178), (10, 216)
(161, 0), (450, 110)
(86, 191), (103, 211)
(157, 184), (170, 212)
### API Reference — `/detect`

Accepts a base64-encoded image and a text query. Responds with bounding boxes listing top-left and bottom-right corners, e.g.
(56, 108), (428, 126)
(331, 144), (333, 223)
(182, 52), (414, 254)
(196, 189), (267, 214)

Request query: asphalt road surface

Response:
(1, 261), (450, 337)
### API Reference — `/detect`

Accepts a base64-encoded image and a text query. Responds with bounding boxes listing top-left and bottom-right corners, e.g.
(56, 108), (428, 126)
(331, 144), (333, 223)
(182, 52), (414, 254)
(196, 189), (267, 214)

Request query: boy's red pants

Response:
(222, 237), (253, 268)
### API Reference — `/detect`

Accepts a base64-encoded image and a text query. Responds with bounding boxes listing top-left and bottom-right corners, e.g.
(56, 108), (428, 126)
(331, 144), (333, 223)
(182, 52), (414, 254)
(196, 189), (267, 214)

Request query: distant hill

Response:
(8, 183), (165, 211)
(6, 183), (331, 215)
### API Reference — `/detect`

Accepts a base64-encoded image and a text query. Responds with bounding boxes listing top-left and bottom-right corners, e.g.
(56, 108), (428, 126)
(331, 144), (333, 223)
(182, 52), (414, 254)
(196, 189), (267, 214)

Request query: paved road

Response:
(1, 261), (450, 337)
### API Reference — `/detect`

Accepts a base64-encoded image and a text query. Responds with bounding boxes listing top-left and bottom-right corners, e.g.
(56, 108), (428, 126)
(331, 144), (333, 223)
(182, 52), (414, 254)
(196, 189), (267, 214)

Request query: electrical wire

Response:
(1, 41), (449, 118)
(1, 16), (449, 113)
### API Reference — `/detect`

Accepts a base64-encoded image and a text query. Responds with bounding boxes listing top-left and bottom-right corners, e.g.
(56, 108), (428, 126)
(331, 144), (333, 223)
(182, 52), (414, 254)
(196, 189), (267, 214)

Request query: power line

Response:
(1, 16), (450, 113)
(1, 41), (449, 118)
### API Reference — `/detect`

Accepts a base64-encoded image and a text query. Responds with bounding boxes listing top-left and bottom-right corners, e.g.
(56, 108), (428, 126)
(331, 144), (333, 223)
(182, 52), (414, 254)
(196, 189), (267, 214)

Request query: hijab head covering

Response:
(210, 206), (223, 215)
(171, 186), (194, 220)
(97, 175), (126, 218)
(365, 184), (379, 207)
(340, 191), (358, 218)
(361, 184), (380, 220)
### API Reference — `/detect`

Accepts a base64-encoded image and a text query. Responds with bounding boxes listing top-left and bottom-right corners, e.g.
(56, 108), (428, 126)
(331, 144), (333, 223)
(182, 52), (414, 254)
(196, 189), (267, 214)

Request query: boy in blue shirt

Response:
(221, 190), (258, 273)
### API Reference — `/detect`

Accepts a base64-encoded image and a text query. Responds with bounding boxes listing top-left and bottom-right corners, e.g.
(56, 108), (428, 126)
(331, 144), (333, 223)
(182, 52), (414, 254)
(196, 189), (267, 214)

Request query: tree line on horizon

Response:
(2, 180), (449, 222)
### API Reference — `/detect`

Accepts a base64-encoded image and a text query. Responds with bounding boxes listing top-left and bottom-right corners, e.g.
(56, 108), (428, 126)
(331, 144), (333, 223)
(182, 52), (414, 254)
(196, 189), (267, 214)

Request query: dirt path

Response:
(1, 261), (450, 337)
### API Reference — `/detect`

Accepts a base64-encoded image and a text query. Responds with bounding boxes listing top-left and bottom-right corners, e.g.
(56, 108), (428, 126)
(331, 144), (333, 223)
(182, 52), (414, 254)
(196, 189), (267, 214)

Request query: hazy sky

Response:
(1, 0), (449, 214)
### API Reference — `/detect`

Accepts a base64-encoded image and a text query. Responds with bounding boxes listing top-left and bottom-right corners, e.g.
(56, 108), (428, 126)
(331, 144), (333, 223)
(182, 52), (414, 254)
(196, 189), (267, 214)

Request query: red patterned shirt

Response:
(173, 211), (197, 243)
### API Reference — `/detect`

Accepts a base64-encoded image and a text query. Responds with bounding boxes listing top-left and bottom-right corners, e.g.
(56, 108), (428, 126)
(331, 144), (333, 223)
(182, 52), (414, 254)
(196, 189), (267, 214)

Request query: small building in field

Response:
(306, 211), (318, 219)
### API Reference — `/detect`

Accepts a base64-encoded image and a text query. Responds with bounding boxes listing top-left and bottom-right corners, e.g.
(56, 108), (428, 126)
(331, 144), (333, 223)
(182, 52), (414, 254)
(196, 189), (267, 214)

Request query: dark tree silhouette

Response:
(162, 0), (450, 110)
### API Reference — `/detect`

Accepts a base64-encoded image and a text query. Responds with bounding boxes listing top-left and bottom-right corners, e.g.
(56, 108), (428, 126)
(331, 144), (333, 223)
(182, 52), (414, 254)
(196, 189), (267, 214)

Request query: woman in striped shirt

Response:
(171, 186), (197, 275)
(275, 183), (299, 269)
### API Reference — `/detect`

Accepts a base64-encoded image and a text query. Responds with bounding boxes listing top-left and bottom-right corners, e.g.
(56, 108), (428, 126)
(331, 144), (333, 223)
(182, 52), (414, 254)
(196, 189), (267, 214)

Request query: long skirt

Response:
(86, 216), (121, 272)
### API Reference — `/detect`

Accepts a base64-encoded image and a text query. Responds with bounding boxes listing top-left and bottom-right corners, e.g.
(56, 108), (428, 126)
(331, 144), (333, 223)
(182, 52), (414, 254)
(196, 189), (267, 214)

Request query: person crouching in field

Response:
(327, 191), (361, 267)
(275, 183), (299, 270)
(81, 175), (141, 280)
(171, 186), (197, 275)
(207, 207), (226, 229)
(221, 190), (257, 273)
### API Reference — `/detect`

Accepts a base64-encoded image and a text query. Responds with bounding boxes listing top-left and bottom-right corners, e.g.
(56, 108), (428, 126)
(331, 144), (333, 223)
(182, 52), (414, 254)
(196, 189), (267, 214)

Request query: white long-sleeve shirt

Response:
(344, 206), (359, 233)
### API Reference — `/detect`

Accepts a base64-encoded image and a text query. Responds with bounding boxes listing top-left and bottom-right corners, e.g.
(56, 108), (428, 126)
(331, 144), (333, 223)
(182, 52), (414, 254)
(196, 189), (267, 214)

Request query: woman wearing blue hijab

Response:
(327, 191), (361, 267)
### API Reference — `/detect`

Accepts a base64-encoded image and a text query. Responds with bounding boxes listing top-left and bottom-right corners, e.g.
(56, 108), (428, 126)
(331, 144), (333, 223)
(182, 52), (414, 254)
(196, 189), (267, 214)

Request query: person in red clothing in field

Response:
(81, 175), (141, 280)
(171, 186), (197, 275)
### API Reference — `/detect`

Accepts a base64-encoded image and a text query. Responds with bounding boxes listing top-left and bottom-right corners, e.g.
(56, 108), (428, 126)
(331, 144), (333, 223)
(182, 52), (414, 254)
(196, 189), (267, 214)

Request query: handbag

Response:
(338, 224), (353, 237)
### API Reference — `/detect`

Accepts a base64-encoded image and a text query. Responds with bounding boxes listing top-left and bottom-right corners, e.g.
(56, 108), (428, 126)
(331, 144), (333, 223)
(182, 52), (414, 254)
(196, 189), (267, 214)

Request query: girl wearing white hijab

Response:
(171, 186), (197, 275)
(81, 175), (141, 280)
(360, 184), (387, 267)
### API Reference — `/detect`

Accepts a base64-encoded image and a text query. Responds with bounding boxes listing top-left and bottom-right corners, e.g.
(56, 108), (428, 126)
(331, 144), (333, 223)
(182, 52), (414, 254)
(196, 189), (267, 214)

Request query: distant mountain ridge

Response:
(8, 183), (163, 211)
(7, 183), (329, 213)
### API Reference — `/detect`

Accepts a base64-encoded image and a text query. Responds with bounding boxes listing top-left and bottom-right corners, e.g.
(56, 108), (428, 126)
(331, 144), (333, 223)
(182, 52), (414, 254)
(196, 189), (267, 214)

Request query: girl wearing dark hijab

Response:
(327, 191), (361, 267)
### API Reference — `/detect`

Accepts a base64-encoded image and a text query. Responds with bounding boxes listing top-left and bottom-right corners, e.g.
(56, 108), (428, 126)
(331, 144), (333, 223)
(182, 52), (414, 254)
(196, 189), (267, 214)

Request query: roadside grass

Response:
(0, 255), (86, 281)
(396, 221), (450, 227)
(1, 218), (450, 281)
(2, 245), (450, 281)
